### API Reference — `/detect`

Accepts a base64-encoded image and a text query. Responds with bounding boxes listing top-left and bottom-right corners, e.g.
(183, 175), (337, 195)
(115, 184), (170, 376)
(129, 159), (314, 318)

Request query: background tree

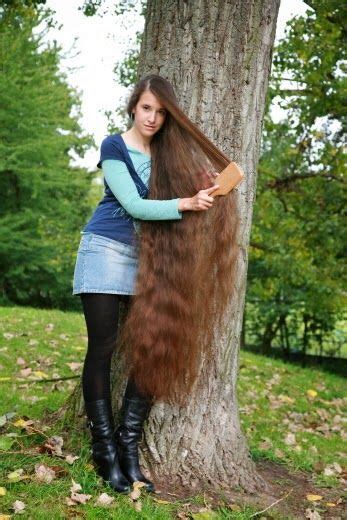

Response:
(0, 4), (94, 308)
(67, 0), (281, 494)
(246, 0), (346, 359)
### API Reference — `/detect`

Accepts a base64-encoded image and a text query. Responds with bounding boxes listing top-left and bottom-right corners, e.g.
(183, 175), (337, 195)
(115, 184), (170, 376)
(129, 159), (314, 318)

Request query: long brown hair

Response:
(118, 74), (240, 405)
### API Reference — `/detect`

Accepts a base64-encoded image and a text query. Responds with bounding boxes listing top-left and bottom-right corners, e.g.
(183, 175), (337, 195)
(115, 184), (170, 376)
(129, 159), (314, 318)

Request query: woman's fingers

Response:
(201, 184), (219, 202)
(204, 185), (220, 193)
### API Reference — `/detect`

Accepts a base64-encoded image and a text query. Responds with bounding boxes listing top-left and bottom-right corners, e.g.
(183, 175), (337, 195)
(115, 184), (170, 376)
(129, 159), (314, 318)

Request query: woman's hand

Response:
(178, 185), (220, 212)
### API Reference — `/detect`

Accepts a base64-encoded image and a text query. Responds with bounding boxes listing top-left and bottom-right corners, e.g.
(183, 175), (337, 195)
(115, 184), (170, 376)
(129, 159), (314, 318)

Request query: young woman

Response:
(72, 74), (239, 494)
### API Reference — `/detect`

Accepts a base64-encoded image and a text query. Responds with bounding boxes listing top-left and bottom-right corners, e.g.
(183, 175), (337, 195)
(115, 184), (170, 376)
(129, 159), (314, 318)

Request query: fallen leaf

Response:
(284, 433), (296, 445)
(32, 370), (49, 379)
(70, 492), (92, 505)
(228, 503), (242, 511)
(305, 508), (321, 519)
(13, 418), (34, 429)
(34, 463), (56, 483)
(0, 487), (6, 496)
(323, 462), (342, 476)
(66, 362), (82, 372)
(42, 435), (64, 456)
(96, 492), (114, 506)
(278, 394), (295, 404)
(134, 500), (142, 511)
(65, 454), (79, 465)
(16, 357), (26, 366)
(307, 389), (318, 398)
(70, 479), (82, 493)
(12, 500), (26, 514)
(306, 494), (323, 502)
(66, 479), (91, 506)
(19, 367), (32, 377)
(45, 323), (54, 332)
(325, 502), (336, 507)
(130, 487), (141, 500)
(7, 469), (29, 482)
(153, 498), (171, 504)
(275, 448), (285, 459)
(259, 438), (273, 450)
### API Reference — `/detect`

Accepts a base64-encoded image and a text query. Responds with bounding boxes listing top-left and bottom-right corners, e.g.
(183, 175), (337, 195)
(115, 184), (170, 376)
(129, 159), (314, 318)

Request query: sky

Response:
(43, 0), (311, 169)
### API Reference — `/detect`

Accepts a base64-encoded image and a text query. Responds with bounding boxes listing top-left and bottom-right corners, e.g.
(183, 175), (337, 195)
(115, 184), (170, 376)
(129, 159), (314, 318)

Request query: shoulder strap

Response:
(114, 134), (149, 198)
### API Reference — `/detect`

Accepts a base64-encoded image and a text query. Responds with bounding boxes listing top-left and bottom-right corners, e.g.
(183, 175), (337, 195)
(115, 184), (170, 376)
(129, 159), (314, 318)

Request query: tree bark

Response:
(64, 0), (280, 495)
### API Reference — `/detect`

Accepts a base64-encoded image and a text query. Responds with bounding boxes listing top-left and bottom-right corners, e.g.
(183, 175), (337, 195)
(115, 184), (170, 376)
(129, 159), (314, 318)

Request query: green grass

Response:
(0, 305), (345, 519)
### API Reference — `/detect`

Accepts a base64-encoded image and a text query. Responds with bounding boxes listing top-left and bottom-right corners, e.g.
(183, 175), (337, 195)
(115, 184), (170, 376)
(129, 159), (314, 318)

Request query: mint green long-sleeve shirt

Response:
(102, 147), (183, 220)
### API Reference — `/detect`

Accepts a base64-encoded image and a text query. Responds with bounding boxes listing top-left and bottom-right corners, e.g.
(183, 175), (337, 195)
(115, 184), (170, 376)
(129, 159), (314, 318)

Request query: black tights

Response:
(80, 293), (144, 403)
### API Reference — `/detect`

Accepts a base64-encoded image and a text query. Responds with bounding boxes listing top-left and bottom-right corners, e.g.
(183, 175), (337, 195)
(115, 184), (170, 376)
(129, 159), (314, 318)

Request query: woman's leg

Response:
(80, 293), (120, 402)
(80, 292), (131, 493)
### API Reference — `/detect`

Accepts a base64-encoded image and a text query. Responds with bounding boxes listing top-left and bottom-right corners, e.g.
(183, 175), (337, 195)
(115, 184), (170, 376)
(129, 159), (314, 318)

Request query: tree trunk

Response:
(64, 0), (280, 495)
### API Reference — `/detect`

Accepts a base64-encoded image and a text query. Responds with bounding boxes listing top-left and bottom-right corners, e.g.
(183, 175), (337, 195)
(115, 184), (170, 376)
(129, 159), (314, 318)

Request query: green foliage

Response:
(247, 1), (346, 357)
(0, 5), (95, 308)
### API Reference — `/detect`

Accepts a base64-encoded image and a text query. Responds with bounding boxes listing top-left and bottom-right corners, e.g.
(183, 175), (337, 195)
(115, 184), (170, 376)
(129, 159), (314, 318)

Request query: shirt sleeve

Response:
(102, 159), (183, 221)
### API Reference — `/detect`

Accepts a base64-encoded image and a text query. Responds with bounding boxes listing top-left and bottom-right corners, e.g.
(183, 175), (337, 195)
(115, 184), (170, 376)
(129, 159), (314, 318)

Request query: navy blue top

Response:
(83, 134), (182, 246)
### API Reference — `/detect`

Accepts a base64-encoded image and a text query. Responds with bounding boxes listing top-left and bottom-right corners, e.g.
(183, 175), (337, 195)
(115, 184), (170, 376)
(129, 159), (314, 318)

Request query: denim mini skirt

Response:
(72, 232), (139, 296)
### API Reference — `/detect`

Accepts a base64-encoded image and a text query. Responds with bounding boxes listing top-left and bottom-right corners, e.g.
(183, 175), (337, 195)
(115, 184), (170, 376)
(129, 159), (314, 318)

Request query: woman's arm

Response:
(102, 159), (183, 221)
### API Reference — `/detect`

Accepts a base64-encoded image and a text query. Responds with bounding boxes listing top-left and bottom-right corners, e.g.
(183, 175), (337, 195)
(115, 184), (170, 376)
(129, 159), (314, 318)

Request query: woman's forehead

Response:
(138, 90), (164, 109)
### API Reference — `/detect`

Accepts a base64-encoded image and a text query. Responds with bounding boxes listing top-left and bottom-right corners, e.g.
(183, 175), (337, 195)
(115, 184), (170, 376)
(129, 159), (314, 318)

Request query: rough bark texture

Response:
(64, 0), (280, 495)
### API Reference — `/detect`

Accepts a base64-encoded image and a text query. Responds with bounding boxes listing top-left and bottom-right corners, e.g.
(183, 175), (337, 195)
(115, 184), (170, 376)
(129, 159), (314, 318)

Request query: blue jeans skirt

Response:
(72, 232), (139, 296)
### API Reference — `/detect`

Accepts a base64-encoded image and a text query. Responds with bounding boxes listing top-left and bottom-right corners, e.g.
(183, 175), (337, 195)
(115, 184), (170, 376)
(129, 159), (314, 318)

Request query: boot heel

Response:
(85, 399), (131, 494)
(114, 395), (155, 492)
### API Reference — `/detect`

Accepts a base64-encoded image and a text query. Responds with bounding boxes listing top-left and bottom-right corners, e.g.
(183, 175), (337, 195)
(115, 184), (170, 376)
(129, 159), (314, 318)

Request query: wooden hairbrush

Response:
(211, 162), (244, 197)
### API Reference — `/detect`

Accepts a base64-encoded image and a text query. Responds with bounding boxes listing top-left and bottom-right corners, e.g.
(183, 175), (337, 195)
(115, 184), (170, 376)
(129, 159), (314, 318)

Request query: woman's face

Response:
(131, 90), (167, 137)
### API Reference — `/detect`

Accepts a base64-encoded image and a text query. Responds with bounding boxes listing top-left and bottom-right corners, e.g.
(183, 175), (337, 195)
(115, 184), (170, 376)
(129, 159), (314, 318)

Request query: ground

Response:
(0, 305), (345, 519)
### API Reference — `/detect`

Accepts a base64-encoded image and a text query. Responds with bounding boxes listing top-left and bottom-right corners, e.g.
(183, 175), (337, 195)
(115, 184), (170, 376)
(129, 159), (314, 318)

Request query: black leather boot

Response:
(85, 399), (131, 494)
(114, 381), (155, 492)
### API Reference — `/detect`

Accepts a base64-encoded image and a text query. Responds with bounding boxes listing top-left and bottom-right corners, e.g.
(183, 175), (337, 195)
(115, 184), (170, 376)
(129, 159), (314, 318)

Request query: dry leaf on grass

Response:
(65, 479), (92, 506)
(7, 469), (30, 482)
(153, 498), (171, 504)
(66, 362), (82, 372)
(45, 323), (54, 332)
(34, 463), (56, 483)
(12, 500), (26, 514)
(19, 367), (32, 377)
(305, 508), (321, 519)
(95, 492), (114, 506)
(65, 454), (79, 465)
(12, 418), (34, 429)
(129, 481), (146, 501)
(70, 479), (82, 493)
(306, 494), (323, 502)
(41, 435), (64, 456)
(134, 501), (142, 512)
(323, 462), (342, 476)
(307, 389), (318, 398)
(284, 432), (296, 445)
